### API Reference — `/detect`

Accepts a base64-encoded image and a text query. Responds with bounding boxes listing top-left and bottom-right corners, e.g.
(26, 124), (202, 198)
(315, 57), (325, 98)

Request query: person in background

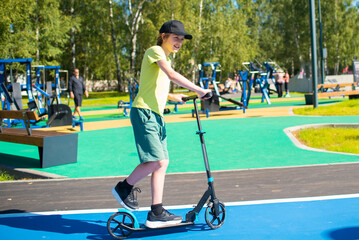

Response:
(284, 70), (290, 97)
(274, 69), (285, 98)
(68, 68), (88, 120)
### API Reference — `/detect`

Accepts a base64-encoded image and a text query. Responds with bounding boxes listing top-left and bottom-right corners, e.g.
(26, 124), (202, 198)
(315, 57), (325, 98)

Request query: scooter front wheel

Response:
(107, 212), (135, 239)
(205, 201), (226, 229)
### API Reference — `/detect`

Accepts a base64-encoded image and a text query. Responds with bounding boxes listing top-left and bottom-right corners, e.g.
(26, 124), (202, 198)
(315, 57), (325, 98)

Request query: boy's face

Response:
(162, 34), (185, 54)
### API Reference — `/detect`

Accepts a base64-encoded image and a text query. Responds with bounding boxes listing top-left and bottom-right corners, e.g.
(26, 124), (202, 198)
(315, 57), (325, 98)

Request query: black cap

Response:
(159, 20), (192, 40)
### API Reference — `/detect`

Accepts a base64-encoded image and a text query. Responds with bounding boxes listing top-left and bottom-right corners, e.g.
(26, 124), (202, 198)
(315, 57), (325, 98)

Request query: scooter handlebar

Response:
(182, 92), (213, 102)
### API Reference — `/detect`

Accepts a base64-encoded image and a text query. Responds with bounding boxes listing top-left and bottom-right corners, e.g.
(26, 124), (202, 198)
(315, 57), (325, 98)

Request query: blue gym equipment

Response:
(263, 59), (283, 93)
(198, 63), (222, 96)
(237, 70), (250, 110)
(107, 92), (225, 239)
(0, 58), (36, 127)
(241, 61), (272, 104)
(118, 78), (139, 117)
(32, 65), (62, 115)
(0, 59), (82, 131)
(198, 63), (246, 117)
(0, 58), (35, 111)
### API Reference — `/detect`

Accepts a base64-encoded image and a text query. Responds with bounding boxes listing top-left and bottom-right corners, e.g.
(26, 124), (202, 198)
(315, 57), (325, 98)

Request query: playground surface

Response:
(1, 95), (359, 239)
(2, 194), (359, 240)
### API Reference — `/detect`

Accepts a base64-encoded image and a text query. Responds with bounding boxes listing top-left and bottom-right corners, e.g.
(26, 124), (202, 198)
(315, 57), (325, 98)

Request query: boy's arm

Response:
(157, 59), (210, 98)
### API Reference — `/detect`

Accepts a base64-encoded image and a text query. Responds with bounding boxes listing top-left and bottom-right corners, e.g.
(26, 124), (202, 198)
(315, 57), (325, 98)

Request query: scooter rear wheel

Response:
(107, 212), (135, 239)
(205, 201), (226, 229)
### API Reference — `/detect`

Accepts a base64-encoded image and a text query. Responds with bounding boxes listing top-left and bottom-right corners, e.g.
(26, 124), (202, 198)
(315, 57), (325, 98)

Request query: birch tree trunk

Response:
(334, 0), (340, 75)
(124, 0), (145, 76)
(291, 0), (303, 72)
(193, 0), (203, 82)
(71, 0), (76, 69)
(109, 0), (123, 92)
(36, 0), (39, 64)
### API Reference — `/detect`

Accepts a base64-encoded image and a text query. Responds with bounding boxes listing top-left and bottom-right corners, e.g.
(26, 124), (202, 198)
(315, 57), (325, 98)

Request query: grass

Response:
(293, 99), (359, 155)
(293, 99), (359, 115)
(0, 170), (15, 181)
(295, 127), (359, 154)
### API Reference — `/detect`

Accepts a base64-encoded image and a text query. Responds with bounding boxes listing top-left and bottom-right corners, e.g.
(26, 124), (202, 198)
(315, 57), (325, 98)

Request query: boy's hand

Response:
(169, 93), (188, 103)
(199, 89), (212, 99)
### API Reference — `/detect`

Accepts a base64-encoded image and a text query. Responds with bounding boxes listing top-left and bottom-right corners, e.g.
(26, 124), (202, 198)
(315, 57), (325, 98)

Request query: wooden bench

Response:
(317, 82), (357, 92)
(0, 110), (78, 168)
(305, 90), (359, 105)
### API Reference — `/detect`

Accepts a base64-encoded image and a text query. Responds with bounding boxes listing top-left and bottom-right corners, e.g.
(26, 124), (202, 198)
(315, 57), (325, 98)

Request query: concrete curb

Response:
(0, 164), (65, 180)
(284, 123), (359, 156)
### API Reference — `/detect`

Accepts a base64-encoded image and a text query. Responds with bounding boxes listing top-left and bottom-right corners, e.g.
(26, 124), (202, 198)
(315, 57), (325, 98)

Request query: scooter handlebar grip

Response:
(182, 92), (213, 102)
(182, 95), (198, 102)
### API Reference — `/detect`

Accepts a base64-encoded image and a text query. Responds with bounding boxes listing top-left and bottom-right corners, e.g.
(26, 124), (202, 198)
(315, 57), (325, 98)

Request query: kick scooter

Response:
(107, 92), (226, 239)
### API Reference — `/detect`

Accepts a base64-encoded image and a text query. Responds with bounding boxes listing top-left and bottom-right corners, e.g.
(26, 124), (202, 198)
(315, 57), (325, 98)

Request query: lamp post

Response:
(318, 0), (325, 84)
(309, 0), (319, 108)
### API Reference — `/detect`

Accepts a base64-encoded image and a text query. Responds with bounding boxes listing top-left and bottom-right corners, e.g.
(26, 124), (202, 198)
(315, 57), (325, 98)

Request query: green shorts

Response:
(130, 107), (168, 163)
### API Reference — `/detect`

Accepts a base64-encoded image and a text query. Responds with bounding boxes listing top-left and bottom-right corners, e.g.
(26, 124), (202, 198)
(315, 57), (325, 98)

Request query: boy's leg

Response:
(126, 160), (168, 186)
(113, 160), (167, 211)
(150, 159), (169, 205)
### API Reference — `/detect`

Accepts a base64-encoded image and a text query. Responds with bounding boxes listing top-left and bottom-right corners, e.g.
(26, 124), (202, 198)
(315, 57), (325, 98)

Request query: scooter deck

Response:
(122, 221), (194, 232)
(143, 221), (194, 230)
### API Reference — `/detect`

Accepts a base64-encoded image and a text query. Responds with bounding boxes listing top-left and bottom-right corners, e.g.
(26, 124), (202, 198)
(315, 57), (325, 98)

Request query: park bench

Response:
(0, 110), (78, 168)
(305, 82), (359, 105)
(317, 82), (357, 92)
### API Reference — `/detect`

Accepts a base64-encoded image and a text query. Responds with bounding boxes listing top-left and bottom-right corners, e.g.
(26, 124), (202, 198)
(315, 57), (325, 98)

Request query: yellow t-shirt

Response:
(132, 46), (171, 116)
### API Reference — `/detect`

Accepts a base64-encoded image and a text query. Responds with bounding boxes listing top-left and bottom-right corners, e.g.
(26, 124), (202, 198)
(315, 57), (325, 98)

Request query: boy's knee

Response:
(156, 159), (169, 169)
(152, 159), (169, 170)
(144, 159), (169, 172)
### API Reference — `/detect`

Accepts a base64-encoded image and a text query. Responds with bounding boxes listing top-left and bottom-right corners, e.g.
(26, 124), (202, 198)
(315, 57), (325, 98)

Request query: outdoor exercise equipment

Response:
(198, 63), (222, 96)
(0, 58), (36, 127)
(107, 92), (226, 239)
(0, 59), (81, 130)
(118, 78), (139, 116)
(263, 59), (282, 94)
(0, 58), (35, 111)
(198, 63), (246, 116)
(32, 65), (63, 115)
(242, 61), (271, 104)
(31, 65), (76, 128)
(197, 92), (246, 118)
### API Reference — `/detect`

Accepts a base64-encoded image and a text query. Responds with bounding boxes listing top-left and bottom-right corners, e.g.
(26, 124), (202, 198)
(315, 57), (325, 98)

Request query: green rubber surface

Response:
(1, 115), (358, 178)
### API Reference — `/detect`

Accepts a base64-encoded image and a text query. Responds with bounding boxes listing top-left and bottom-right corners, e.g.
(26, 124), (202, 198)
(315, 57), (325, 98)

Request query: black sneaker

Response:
(112, 181), (141, 211)
(145, 209), (183, 228)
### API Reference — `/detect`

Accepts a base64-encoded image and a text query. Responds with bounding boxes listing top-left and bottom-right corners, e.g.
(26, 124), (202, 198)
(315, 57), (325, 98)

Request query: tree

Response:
(0, 0), (35, 59)
(118, 0), (146, 75)
(32, 0), (71, 66)
(109, 0), (124, 91)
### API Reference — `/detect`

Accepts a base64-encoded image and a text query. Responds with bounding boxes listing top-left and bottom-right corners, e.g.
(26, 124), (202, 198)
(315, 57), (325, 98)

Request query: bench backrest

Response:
(0, 110), (40, 121)
(0, 110), (41, 136)
(317, 82), (357, 89)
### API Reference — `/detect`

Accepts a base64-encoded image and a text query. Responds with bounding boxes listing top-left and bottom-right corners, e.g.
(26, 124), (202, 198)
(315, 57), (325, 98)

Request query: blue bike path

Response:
(1, 194), (359, 240)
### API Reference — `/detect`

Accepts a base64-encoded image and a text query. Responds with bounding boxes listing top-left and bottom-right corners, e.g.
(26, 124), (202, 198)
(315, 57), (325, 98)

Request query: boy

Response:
(112, 20), (211, 228)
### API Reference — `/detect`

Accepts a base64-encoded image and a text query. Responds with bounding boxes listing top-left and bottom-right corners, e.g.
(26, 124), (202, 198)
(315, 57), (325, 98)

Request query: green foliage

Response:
(1, 0), (359, 82)
(0, 170), (14, 181)
(0, 0), (71, 65)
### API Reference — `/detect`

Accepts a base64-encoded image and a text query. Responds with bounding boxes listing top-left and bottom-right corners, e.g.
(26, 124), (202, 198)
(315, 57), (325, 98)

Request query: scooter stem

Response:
(193, 98), (217, 200)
